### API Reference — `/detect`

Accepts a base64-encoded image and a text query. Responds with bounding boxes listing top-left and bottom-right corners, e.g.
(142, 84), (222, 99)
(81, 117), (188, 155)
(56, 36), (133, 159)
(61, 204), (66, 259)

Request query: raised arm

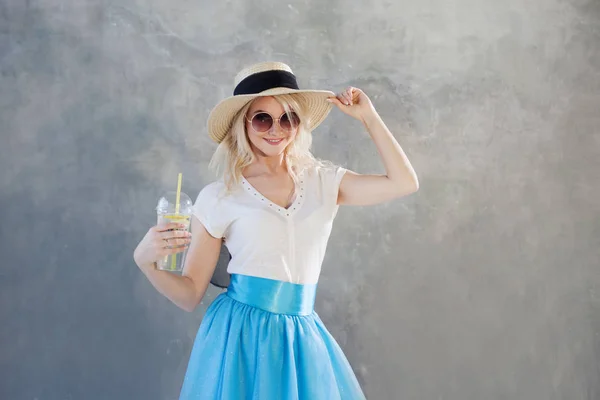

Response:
(328, 87), (419, 206)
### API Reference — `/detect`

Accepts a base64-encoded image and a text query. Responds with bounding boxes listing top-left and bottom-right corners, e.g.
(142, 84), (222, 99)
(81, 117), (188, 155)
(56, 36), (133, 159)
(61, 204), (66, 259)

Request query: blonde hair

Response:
(209, 94), (325, 193)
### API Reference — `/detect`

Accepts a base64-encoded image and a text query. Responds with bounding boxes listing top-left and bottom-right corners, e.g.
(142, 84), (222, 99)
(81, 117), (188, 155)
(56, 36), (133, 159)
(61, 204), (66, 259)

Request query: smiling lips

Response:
(264, 138), (284, 145)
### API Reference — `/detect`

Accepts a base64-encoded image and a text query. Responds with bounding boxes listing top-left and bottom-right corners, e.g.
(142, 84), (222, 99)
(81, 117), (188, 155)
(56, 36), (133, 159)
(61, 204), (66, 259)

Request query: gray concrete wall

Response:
(1, 1), (599, 399)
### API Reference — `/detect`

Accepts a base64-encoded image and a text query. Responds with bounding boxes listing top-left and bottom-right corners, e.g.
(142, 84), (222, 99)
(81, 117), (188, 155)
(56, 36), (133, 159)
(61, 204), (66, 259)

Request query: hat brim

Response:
(207, 88), (335, 143)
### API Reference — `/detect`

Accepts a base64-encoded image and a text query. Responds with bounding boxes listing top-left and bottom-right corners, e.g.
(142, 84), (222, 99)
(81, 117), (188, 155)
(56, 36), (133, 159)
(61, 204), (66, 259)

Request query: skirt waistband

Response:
(226, 274), (316, 316)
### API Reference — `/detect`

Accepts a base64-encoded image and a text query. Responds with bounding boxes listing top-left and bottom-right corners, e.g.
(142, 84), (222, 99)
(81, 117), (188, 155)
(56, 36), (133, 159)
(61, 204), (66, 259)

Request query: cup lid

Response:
(156, 191), (193, 214)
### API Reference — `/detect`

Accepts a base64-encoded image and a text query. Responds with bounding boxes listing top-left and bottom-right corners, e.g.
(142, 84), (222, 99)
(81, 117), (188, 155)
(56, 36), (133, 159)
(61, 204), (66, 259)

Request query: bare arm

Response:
(328, 87), (419, 206)
(134, 217), (222, 312)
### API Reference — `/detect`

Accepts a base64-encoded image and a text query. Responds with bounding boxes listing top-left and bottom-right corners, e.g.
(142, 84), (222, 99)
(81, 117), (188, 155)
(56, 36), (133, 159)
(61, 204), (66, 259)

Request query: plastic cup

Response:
(155, 191), (193, 272)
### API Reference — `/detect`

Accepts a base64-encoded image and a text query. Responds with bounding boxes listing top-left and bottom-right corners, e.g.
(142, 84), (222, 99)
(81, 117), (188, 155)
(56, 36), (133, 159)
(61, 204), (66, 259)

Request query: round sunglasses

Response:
(246, 111), (301, 133)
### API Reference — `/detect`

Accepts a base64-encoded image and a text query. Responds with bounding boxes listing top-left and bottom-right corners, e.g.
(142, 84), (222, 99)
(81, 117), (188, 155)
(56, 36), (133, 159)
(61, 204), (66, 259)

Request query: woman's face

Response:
(245, 96), (300, 158)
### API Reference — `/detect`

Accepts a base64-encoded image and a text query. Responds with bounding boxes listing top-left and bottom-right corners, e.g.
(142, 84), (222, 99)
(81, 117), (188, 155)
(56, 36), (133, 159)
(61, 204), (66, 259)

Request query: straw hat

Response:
(207, 61), (335, 143)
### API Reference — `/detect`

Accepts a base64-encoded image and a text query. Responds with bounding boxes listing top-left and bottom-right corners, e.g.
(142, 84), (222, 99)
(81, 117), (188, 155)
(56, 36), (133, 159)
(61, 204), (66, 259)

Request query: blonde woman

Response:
(133, 62), (419, 399)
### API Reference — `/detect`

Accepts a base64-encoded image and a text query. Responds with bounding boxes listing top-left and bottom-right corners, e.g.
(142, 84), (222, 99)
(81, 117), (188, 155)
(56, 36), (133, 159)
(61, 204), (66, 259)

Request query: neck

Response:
(249, 153), (288, 175)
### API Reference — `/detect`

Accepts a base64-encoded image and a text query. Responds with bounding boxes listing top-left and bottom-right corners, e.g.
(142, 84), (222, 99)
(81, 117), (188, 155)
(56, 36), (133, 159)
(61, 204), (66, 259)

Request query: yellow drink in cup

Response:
(156, 212), (191, 271)
(155, 173), (193, 272)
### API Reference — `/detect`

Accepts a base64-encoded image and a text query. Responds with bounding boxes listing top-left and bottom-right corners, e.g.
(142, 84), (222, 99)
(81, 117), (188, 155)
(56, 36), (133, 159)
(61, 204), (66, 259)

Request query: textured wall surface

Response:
(2, 1), (600, 399)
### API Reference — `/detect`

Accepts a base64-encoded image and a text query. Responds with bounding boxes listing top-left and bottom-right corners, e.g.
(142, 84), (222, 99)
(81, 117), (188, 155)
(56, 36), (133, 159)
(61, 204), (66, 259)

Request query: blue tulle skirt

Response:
(179, 274), (366, 400)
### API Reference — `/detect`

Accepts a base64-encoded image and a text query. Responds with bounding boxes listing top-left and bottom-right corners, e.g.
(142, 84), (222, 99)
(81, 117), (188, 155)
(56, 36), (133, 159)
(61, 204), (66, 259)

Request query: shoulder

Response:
(198, 180), (226, 196)
(195, 180), (231, 206)
(302, 161), (347, 205)
(306, 161), (347, 186)
(301, 160), (340, 175)
(192, 180), (235, 238)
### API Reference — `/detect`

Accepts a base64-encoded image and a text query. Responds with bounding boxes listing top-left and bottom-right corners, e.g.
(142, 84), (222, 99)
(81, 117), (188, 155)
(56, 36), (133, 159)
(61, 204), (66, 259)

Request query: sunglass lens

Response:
(251, 113), (273, 132)
(280, 112), (300, 131)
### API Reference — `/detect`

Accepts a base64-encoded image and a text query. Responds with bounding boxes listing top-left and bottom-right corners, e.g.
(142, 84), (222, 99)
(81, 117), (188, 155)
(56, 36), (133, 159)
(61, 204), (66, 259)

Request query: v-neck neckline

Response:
(241, 171), (305, 217)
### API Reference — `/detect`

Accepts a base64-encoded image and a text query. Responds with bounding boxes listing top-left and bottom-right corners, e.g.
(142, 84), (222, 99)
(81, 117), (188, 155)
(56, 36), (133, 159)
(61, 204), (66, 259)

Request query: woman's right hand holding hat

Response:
(327, 86), (377, 124)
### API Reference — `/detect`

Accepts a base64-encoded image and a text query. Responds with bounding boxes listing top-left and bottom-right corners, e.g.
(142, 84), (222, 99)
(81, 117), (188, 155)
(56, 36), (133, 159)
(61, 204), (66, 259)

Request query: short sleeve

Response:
(317, 164), (347, 217)
(193, 182), (229, 238)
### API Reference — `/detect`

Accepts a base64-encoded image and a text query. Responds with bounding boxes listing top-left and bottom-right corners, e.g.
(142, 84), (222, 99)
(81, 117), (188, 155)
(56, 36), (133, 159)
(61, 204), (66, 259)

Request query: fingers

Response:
(337, 88), (351, 105)
(327, 96), (345, 107)
(159, 229), (191, 241)
(153, 223), (191, 247)
(154, 222), (186, 232)
(328, 87), (355, 106)
(331, 93), (350, 106)
(152, 226), (192, 251)
(135, 223), (191, 267)
(156, 234), (191, 248)
(343, 87), (354, 105)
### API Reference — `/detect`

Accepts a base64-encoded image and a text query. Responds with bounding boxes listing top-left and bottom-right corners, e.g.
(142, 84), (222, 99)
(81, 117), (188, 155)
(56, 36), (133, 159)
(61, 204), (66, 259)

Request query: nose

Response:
(267, 120), (283, 136)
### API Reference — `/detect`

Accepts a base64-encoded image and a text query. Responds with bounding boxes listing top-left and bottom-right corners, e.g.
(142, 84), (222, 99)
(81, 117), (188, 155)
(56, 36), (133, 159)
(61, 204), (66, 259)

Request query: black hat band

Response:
(233, 70), (299, 96)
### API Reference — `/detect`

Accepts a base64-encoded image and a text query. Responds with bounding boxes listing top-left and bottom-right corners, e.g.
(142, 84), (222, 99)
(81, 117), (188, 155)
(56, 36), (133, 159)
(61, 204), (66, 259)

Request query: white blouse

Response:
(192, 164), (347, 285)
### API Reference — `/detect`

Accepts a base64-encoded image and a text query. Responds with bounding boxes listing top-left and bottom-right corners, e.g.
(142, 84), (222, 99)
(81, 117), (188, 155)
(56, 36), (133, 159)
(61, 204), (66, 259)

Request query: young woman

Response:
(133, 61), (419, 399)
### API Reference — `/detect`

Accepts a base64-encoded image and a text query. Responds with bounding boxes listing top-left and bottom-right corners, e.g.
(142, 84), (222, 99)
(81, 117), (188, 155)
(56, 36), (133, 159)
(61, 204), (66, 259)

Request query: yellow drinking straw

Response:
(175, 172), (183, 214)
(171, 172), (183, 270)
